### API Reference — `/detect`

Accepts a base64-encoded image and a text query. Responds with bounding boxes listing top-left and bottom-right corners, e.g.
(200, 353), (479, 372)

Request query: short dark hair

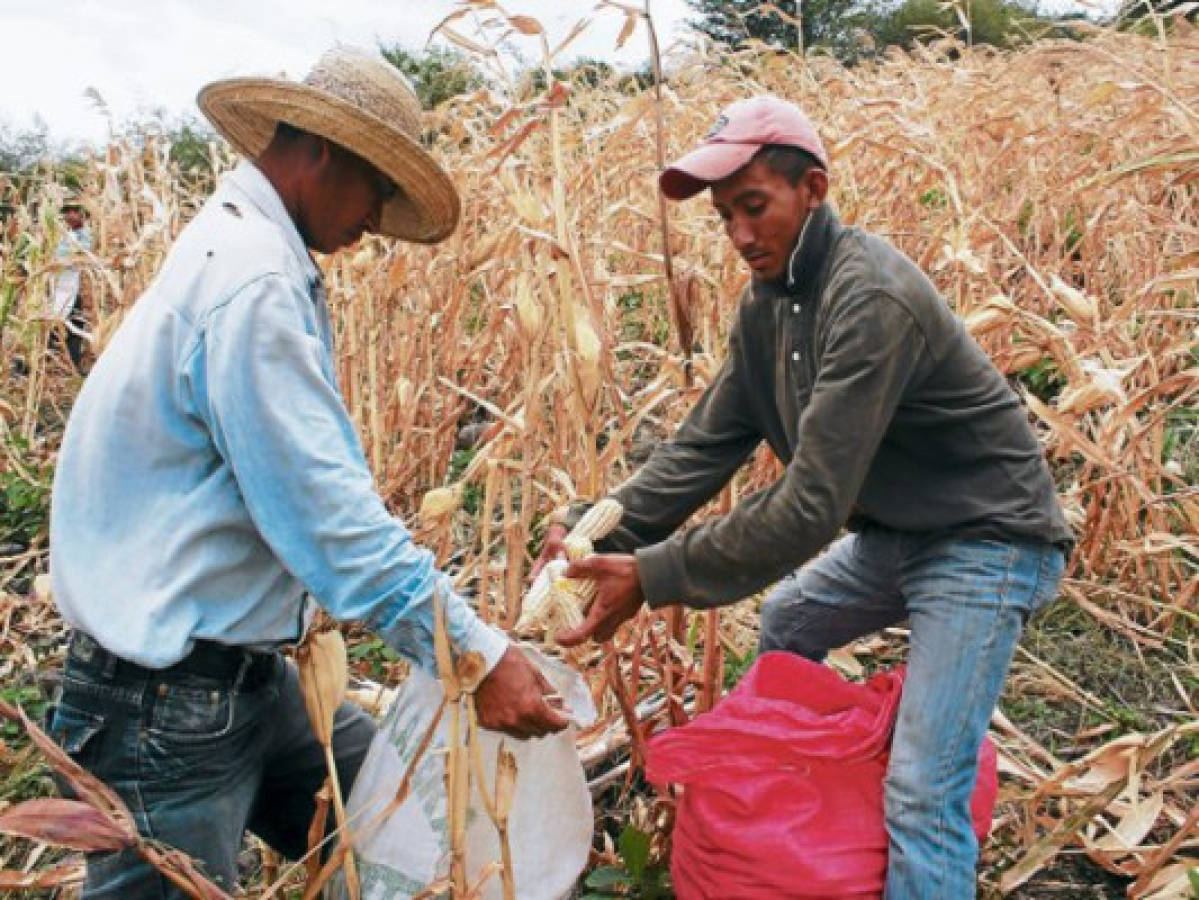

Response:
(274, 120), (311, 143)
(753, 144), (823, 186)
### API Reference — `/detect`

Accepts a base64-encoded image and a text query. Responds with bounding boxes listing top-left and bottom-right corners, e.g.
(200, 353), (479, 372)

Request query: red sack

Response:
(646, 652), (998, 899)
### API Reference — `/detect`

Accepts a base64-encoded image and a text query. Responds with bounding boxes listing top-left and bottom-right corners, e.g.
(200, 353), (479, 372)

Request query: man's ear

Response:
(807, 168), (829, 208)
(305, 133), (331, 167)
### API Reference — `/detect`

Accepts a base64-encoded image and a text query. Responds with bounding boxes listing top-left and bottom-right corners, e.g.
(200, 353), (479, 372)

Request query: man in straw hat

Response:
(539, 97), (1072, 895)
(48, 46), (566, 896)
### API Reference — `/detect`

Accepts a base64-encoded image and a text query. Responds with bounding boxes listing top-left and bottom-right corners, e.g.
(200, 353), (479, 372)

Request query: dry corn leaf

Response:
(495, 743), (518, 820)
(1134, 860), (1199, 900)
(297, 630), (348, 746)
(419, 485), (462, 525)
(0, 799), (133, 853)
(507, 14), (543, 34)
(1091, 790), (1164, 855)
(0, 862), (84, 890)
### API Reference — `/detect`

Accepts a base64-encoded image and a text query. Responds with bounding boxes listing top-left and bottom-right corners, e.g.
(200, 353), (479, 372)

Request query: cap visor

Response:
(659, 142), (759, 200)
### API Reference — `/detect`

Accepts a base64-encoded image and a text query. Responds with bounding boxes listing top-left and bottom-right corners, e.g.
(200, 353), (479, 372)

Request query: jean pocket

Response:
(148, 681), (235, 743)
(48, 704), (107, 795)
(1029, 548), (1067, 616)
(50, 703), (105, 757)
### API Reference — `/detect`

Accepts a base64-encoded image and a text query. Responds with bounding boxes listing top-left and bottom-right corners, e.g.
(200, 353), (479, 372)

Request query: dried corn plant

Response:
(0, 5), (1196, 895)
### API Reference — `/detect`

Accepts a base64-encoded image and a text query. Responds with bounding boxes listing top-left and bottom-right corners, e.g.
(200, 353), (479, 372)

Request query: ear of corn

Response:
(297, 629), (348, 746)
(517, 498), (623, 638)
(296, 628), (358, 898)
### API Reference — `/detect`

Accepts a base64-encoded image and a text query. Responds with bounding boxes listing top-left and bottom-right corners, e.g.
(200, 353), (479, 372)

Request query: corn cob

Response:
(517, 497), (623, 638)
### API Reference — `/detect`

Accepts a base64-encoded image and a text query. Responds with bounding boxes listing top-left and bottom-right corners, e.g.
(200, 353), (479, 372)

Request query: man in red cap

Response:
(539, 97), (1071, 896)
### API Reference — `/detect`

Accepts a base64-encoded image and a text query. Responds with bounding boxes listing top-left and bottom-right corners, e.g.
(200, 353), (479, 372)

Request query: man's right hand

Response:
(529, 523), (569, 582)
(474, 645), (570, 740)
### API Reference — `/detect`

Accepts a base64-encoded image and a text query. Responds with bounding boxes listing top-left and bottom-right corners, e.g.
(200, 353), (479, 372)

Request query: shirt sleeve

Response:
(635, 291), (927, 609)
(569, 323), (761, 555)
(200, 272), (508, 674)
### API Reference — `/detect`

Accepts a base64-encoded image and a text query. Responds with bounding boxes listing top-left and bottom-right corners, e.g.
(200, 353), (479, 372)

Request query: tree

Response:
(0, 120), (52, 176)
(378, 45), (483, 110)
(1116, 0), (1197, 22)
(863, 0), (1045, 53)
(686, 0), (865, 55)
(689, 0), (1060, 61)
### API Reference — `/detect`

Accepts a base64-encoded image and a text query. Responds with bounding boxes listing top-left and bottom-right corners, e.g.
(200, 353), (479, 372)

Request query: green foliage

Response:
(581, 825), (671, 899)
(0, 434), (53, 549)
(723, 644), (758, 690)
(165, 117), (219, 184)
(1016, 357), (1065, 404)
(919, 187), (948, 209)
(347, 635), (401, 680)
(1117, 0), (1199, 22)
(378, 45), (483, 109)
(687, 0), (861, 55)
(1187, 866), (1199, 898)
(1163, 405), (1197, 484)
(449, 448), (483, 515)
(864, 0), (1045, 53)
(517, 58), (653, 103)
(0, 120), (52, 175)
(687, 0), (1060, 61)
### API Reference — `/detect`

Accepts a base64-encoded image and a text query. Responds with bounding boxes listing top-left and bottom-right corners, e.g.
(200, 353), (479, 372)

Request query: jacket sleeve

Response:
(201, 273), (508, 674)
(635, 291), (927, 609)
(568, 322), (761, 555)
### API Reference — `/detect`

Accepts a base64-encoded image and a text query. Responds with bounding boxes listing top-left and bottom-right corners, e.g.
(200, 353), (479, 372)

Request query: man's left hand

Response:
(555, 553), (644, 646)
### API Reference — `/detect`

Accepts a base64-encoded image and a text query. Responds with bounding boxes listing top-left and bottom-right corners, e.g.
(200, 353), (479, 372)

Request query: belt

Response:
(67, 630), (278, 689)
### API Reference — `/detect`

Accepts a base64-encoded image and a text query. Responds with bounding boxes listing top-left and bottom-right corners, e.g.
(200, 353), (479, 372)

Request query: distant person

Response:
(47, 197), (92, 370)
(537, 97), (1071, 897)
(48, 46), (567, 898)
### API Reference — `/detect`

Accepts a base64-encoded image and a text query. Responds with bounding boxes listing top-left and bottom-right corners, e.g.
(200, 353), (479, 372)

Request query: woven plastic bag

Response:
(334, 646), (596, 900)
(646, 652), (997, 899)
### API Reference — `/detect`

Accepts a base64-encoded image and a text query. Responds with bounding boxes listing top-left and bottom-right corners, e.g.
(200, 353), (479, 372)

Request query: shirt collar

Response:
(222, 160), (321, 289)
(751, 203), (840, 306)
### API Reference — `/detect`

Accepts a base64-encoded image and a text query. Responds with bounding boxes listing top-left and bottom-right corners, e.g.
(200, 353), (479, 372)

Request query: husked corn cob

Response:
(571, 498), (624, 544)
(517, 498), (623, 637)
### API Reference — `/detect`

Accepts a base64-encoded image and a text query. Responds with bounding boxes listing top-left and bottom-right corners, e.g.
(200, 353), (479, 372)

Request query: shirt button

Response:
(791, 351), (801, 362)
(792, 303), (800, 314)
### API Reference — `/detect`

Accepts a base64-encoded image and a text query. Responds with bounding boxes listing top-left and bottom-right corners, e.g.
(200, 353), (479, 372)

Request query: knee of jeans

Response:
(758, 595), (825, 660)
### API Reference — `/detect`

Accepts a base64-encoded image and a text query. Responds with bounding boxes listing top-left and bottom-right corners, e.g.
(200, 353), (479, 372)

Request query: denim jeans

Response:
(48, 640), (376, 898)
(759, 527), (1065, 899)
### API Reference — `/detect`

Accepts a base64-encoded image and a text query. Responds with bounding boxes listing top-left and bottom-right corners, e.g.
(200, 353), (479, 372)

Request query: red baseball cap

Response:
(660, 97), (828, 201)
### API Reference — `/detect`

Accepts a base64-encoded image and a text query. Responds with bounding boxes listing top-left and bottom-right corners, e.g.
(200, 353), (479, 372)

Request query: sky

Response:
(1, 0), (1118, 147)
(0, 0), (693, 146)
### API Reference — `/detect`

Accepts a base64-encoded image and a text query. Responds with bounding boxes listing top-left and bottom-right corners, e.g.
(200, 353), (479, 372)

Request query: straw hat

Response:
(197, 46), (459, 244)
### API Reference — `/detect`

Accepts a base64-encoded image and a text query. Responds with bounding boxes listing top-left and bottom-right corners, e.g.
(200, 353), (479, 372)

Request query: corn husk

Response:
(297, 630), (348, 746)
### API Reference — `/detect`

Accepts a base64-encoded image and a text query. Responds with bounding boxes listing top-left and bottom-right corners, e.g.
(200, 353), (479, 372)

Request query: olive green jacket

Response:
(575, 203), (1071, 609)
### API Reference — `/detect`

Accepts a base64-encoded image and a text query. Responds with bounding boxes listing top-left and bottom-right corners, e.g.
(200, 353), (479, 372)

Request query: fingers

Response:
(528, 549), (563, 582)
(529, 525), (569, 582)
(556, 604), (604, 647)
(564, 554), (609, 580)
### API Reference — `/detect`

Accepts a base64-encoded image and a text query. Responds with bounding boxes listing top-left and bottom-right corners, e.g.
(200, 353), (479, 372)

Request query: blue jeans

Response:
(759, 527), (1065, 899)
(49, 639), (376, 898)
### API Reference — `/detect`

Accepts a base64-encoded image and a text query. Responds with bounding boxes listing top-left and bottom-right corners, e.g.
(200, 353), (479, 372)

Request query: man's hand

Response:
(555, 553), (645, 647)
(474, 646), (570, 740)
(529, 523), (568, 582)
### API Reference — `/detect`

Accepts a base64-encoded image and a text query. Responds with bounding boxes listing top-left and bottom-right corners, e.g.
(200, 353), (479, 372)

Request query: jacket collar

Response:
(221, 160), (321, 289)
(751, 202), (841, 306)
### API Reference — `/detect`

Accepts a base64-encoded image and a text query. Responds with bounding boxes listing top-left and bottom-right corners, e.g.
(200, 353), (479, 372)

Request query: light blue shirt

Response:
(49, 161), (507, 673)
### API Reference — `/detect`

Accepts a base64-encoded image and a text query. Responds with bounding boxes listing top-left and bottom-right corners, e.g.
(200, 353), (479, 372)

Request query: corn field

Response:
(0, 7), (1196, 898)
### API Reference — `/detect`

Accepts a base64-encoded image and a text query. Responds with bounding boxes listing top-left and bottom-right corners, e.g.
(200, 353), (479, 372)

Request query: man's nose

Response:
(727, 217), (753, 250)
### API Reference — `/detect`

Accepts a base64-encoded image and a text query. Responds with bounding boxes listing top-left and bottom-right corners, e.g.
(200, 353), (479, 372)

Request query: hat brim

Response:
(659, 142), (760, 201)
(197, 78), (460, 244)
